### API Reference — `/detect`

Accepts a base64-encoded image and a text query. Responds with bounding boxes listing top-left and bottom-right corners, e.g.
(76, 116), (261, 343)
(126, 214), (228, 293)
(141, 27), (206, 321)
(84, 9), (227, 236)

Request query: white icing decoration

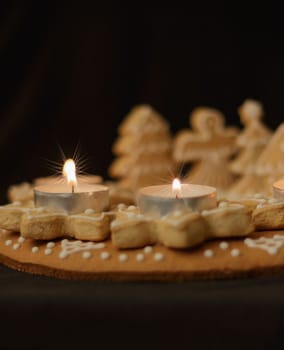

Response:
(127, 205), (136, 211)
(82, 251), (92, 259)
(144, 246), (153, 254)
(136, 253), (144, 262)
(154, 252), (164, 261)
(231, 248), (240, 257)
(100, 251), (110, 260)
(69, 213), (105, 221)
(31, 246), (39, 253)
(94, 242), (105, 249)
(173, 210), (182, 217)
(268, 198), (279, 204)
(46, 242), (55, 248)
(201, 210), (210, 216)
(244, 235), (284, 255)
(13, 243), (20, 250)
(127, 212), (136, 219)
(218, 201), (228, 208)
(204, 249), (214, 258)
(254, 193), (264, 199)
(219, 241), (229, 250)
(117, 203), (126, 210)
(59, 239), (104, 258)
(84, 208), (95, 215)
(18, 236), (25, 243)
(118, 253), (128, 262)
(5, 240), (12, 247)
(44, 248), (53, 255)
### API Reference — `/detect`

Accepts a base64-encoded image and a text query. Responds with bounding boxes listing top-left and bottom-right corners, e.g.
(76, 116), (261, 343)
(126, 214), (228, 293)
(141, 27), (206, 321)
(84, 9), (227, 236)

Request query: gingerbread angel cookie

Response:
(228, 99), (272, 199)
(109, 105), (176, 191)
(173, 107), (238, 192)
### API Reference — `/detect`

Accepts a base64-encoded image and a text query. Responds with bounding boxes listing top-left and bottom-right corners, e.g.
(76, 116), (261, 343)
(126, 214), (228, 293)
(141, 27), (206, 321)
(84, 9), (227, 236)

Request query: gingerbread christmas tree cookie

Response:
(173, 107), (238, 191)
(109, 105), (175, 190)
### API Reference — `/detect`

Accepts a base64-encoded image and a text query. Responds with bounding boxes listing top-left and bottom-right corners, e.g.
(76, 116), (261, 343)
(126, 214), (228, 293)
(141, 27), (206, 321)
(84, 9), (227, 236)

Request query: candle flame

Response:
(63, 159), (77, 189)
(172, 178), (181, 198)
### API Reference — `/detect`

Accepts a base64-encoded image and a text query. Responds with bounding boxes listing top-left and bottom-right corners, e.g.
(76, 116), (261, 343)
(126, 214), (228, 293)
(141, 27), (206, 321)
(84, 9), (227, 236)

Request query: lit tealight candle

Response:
(34, 159), (109, 214)
(273, 179), (284, 200)
(137, 179), (217, 217)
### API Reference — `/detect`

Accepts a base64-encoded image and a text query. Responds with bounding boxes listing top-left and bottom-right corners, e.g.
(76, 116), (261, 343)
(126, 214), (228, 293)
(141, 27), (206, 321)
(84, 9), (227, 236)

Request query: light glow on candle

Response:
(172, 178), (182, 198)
(63, 159), (77, 192)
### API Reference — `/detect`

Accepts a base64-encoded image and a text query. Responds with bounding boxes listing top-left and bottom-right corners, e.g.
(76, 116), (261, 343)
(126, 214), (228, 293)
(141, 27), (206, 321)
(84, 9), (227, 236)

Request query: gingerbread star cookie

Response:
(0, 202), (111, 242)
(110, 204), (157, 249)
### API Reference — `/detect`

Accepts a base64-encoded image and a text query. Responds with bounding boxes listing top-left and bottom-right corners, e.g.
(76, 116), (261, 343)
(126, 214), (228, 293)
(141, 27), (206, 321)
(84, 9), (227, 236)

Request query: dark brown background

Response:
(0, 2), (283, 203)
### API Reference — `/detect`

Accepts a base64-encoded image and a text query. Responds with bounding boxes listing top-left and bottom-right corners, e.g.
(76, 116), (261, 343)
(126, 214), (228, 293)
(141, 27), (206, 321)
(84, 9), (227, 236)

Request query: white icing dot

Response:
(18, 236), (25, 243)
(117, 203), (126, 210)
(204, 249), (214, 258)
(31, 246), (39, 253)
(154, 252), (164, 261)
(201, 210), (210, 216)
(100, 251), (110, 260)
(218, 201), (228, 208)
(13, 243), (20, 250)
(94, 242), (105, 249)
(5, 240), (12, 247)
(119, 253), (128, 262)
(46, 242), (55, 248)
(84, 208), (95, 215)
(59, 251), (68, 259)
(144, 246), (153, 254)
(127, 205), (136, 211)
(44, 248), (53, 255)
(61, 239), (69, 244)
(219, 241), (229, 250)
(231, 248), (240, 257)
(82, 251), (92, 259)
(136, 253), (144, 262)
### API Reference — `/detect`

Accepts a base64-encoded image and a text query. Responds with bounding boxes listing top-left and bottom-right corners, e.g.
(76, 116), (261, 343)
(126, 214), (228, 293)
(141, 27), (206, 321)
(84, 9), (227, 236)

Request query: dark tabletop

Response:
(1, 264), (284, 350)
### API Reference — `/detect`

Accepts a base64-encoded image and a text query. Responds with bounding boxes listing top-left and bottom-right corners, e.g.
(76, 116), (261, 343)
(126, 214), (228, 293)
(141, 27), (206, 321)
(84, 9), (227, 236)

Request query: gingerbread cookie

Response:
(0, 202), (111, 242)
(7, 182), (33, 204)
(109, 105), (175, 190)
(111, 204), (157, 249)
(157, 211), (207, 249)
(0, 201), (34, 231)
(173, 107), (238, 192)
(228, 99), (272, 199)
